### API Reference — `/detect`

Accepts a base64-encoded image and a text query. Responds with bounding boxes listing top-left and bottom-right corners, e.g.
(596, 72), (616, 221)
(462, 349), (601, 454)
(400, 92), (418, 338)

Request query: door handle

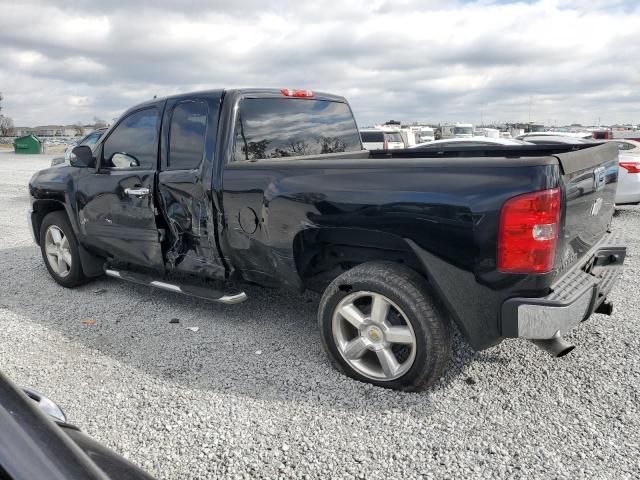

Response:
(124, 187), (150, 197)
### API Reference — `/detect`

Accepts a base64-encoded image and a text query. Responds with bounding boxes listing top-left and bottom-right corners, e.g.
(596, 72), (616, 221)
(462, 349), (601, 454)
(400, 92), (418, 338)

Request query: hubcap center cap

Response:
(365, 325), (384, 344)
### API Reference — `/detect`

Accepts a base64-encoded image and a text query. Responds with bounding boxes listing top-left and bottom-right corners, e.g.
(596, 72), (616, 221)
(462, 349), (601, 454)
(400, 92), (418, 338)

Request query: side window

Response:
(102, 108), (159, 169)
(617, 142), (633, 151)
(168, 101), (208, 170)
(361, 132), (384, 143)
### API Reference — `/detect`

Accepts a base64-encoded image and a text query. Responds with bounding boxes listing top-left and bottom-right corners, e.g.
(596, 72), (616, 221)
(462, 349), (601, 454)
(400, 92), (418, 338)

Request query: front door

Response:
(76, 105), (165, 270)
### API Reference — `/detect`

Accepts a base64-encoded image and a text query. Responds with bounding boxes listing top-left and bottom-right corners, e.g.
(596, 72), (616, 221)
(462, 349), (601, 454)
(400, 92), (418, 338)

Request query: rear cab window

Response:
(233, 98), (361, 161)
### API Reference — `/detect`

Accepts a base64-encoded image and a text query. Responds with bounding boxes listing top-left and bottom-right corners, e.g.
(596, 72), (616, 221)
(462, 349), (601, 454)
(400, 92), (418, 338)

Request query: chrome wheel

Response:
(332, 291), (417, 381)
(44, 225), (72, 278)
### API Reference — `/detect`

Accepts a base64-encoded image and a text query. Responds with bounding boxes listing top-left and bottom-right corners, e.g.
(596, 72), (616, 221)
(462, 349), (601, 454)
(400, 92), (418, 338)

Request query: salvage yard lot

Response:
(0, 152), (638, 479)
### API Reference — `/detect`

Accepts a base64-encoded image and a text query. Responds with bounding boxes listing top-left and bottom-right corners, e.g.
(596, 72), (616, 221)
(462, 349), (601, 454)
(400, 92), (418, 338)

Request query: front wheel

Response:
(40, 211), (88, 288)
(318, 262), (450, 391)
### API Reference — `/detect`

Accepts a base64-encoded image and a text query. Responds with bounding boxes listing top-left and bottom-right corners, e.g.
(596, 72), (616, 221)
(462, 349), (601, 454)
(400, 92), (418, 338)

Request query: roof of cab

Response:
(121, 88), (348, 117)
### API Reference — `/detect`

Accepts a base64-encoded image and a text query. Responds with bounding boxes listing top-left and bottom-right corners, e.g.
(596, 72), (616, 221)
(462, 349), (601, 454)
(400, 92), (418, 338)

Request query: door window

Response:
(168, 101), (208, 170)
(102, 108), (159, 169)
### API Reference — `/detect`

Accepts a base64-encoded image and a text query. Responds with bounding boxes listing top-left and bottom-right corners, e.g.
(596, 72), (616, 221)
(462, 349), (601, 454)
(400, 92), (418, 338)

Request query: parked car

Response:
(517, 131), (593, 141)
(607, 140), (640, 205)
(51, 128), (107, 166)
(410, 136), (532, 149)
(0, 371), (154, 479)
(28, 88), (626, 391)
(360, 128), (405, 150)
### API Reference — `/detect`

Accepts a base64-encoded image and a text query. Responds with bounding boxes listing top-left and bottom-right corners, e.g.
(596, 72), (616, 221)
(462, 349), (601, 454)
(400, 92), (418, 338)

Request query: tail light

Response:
(497, 188), (561, 274)
(620, 161), (640, 173)
(383, 135), (389, 150)
(281, 88), (314, 98)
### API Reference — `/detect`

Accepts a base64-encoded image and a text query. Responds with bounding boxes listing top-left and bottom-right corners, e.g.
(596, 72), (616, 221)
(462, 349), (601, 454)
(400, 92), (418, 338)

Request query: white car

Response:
(518, 131), (593, 140)
(410, 136), (531, 149)
(608, 140), (640, 205)
(360, 129), (405, 150)
(516, 133), (640, 205)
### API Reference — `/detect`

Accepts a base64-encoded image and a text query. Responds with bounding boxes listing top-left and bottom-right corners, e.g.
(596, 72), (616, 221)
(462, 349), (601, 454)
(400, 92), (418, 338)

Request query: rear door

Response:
(76, 106), (164, 269)
(157, 94), (226, 279)
(555, 142), (619, 274)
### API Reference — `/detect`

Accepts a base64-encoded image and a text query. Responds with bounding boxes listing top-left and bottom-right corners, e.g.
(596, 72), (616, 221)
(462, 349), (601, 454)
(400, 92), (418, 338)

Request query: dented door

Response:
(157, 94), (226, 279)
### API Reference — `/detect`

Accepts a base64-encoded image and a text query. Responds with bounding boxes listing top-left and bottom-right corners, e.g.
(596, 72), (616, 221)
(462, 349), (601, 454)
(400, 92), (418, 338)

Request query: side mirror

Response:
(21, 387), (67, 423)
(69, 145), (96, 168)
(111, 153), (140, 169)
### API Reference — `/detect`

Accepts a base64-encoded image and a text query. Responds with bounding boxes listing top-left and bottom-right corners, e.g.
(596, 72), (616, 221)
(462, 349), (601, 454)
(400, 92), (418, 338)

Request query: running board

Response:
(104, 269), (247, 305)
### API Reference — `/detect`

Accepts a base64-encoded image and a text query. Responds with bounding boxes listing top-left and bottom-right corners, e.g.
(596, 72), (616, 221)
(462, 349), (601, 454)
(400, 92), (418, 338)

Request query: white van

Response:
(360, 129), (405, 150)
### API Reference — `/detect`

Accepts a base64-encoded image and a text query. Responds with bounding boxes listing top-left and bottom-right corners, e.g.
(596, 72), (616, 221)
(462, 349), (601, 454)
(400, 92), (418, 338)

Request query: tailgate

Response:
(554, 142), (619, 275)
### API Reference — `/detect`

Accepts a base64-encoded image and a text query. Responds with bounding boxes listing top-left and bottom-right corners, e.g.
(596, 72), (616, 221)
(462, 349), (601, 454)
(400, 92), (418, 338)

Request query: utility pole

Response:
(528, 96), (532, 124)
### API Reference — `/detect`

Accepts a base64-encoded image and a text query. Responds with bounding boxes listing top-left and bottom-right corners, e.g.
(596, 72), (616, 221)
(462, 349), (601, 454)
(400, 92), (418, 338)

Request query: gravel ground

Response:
(0, 152), (638, 479)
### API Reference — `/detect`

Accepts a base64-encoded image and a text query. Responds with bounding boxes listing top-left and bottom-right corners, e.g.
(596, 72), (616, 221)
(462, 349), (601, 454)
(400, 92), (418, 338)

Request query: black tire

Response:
(39, 211), (88, 288)
(318, 261), (450, 392)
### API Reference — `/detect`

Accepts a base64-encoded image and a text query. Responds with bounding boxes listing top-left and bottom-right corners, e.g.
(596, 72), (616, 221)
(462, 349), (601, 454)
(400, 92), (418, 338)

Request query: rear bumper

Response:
(501, 230), (626, 339)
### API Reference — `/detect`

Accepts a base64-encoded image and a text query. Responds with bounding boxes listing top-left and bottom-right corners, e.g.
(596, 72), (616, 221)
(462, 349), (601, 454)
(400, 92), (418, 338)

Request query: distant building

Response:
(9, 125), (89, 137)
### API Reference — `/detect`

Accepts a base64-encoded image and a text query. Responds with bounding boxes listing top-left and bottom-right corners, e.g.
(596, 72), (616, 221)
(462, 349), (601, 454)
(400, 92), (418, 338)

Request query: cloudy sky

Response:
(0, 0), (638, 127)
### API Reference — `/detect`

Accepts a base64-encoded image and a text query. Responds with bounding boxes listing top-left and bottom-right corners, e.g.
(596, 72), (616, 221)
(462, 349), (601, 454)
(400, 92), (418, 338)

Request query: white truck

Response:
(440, 123), (474, 139)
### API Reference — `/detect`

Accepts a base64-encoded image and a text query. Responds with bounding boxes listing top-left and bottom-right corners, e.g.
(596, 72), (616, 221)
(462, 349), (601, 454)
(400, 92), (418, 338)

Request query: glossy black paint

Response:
(157, 92), (226, 279)
(0, 372), (154, 480)
(221, 156), (565, 347)
(28, 88), (620, 350)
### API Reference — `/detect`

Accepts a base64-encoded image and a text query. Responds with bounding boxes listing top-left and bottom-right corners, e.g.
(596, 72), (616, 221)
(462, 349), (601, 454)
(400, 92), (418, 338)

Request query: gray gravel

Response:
(1, 151), (639, 479)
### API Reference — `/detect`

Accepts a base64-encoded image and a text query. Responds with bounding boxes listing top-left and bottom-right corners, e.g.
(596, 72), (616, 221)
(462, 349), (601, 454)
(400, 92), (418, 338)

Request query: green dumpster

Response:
(13, 134), (42, 154)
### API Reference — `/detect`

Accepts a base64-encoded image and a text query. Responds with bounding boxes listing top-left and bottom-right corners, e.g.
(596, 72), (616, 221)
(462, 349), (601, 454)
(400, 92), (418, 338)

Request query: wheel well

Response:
(293, 228), (425, 292)
(32, 200), (66, 244)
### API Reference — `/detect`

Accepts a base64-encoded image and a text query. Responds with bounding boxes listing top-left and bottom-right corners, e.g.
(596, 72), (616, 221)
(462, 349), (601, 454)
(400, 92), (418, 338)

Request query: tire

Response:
(318, 261), (450, 392)
(39, 211), (88, 288)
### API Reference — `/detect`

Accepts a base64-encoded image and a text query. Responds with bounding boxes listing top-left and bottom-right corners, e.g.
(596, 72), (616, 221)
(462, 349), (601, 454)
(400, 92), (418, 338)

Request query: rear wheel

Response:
(40, 211), (88, 288)
(318, 261), (450, 391)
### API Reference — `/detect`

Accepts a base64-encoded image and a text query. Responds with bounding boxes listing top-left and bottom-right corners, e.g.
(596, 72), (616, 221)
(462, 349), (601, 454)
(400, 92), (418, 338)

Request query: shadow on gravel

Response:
(1, 245), (477, 411)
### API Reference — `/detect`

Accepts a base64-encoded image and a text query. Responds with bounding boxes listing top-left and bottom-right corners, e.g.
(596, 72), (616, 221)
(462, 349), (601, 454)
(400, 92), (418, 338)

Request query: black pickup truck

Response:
(28, 88), (626, 391)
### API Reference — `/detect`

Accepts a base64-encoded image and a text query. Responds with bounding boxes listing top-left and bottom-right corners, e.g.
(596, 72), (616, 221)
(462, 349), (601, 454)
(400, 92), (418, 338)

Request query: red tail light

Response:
(281, 88), (314, 98)
(497, 188), (561, 274)
(620, 162), (640, 173)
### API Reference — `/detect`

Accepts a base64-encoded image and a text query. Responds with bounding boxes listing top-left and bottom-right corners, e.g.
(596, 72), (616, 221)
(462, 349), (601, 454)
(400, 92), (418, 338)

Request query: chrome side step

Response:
(104, 269), (247, 305)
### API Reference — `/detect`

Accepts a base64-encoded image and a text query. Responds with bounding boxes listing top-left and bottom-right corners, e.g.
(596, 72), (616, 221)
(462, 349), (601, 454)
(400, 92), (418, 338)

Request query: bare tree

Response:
(0, 92), (14, 136)
(72, 123), (84, 136)
(0, 116), (14, 136)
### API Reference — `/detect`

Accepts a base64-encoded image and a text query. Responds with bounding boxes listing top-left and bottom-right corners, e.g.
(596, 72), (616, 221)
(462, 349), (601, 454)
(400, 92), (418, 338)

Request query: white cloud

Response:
(0, 0), (638, 126)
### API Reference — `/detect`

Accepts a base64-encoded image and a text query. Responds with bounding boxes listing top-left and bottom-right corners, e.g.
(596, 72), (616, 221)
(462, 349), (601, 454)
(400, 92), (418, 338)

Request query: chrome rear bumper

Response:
(501, 230), (625, 339)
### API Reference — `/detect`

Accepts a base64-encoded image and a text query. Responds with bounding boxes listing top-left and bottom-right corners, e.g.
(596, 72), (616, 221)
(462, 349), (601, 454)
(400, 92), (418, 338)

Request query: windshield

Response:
(385, 133), (403, 143)
(454, 127), (473, 135)
(81, 131), (102, 146)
